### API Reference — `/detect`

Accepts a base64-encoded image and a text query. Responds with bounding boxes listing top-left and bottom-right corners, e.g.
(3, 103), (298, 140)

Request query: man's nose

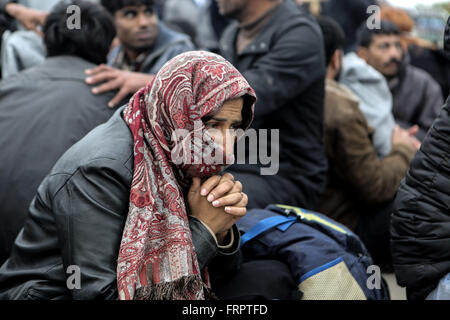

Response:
(137, 13), (152, 27)
(389, 44), (402, 60)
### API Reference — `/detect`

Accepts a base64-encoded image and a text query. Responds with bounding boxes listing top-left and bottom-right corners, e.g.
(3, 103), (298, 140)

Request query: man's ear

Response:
(357, 47), (369, 62)
(331, 50), (341, 70)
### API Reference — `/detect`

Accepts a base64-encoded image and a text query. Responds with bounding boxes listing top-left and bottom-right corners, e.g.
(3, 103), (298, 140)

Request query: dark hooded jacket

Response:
(391, 96), (450, 300)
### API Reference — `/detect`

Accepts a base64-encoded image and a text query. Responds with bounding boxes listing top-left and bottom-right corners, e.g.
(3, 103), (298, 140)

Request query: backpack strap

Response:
(240, 215), (297, 248)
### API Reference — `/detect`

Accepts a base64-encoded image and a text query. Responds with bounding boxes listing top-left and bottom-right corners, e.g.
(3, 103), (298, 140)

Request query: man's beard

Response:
(383, 58), (402, 79)
(334, 66), (342, 82)
(217, 0), (244, 20)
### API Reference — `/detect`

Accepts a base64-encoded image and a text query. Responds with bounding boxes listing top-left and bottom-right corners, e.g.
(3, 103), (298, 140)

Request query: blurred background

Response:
(387, 0), (450, 46)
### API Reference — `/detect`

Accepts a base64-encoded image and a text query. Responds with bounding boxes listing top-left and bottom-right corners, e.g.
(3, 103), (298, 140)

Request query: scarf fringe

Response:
(133, 275), (218, 300)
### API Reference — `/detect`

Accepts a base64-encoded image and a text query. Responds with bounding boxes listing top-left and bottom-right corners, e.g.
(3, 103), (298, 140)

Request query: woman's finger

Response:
(236, 193), (248, 208)
(225, 193), (248, 214)
(211, 192), (243, 208)
(229, 180), (243, 194)
(199, 175), (221, 197)
(205, 173), (235, 201)
(221, 173), (235, 182)
(206, 179), (234, 202)
(224, 206), (247, 217)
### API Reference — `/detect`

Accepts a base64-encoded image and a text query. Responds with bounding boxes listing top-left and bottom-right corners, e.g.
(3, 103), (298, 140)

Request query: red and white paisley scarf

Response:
(117, 51), (256, 300)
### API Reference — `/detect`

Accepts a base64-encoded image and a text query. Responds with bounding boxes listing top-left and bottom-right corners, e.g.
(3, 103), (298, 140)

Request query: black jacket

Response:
(0, 108), (241, 300)
(391, 97), (450, 300)
(0, 56), (117, 265)
(321, 0), (377, 53)
(220, 0), (327, 210)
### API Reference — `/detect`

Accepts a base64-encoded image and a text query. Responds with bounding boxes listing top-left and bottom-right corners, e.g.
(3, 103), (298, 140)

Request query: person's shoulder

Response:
(325, 80), (367, 126)
(158, 22), (194, 46)
(406, 63), (439, 86)
(266, 3), (323, 55)
(274, 1), (321, 31)
(0, 60), (48, 89)
(405, 64), (443, 98)
(50, 108), (133, 178)
(326, 80), (359, 103)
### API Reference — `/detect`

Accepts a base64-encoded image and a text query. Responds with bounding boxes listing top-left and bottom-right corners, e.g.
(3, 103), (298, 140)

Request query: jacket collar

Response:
(220, 0), (297, 63)
(108, 22), (191, 72)
(342, 52), (386, 83)
(152, 22), (190, 51)
(326, 79), (359, 103)
(34, 55), (97, 81)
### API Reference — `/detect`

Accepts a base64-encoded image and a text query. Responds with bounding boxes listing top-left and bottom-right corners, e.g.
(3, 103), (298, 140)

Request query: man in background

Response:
(0, 0), (117, 265)
(85, 0), (195, 108)
(217, 0), (328, 211)
(317, 16), (419, 265)
(357, 21), (443, 140)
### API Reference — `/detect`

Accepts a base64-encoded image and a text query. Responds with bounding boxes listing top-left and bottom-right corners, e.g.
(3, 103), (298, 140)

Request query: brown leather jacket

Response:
(318, 79), (415, 230)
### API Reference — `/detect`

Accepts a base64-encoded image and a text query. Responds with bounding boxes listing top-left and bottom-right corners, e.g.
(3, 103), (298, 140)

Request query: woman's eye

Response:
(145, 9), (154, 16)
(206, 122), (220, 129)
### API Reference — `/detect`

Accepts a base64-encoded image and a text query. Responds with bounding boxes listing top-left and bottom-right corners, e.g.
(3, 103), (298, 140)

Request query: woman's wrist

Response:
(195, 217), (233, 248)
(216, 230), (230, 245)
(217, 229), (234, 249)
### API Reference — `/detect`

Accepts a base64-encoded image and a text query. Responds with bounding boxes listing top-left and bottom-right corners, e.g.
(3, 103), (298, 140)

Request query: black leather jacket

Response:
(0, 108), (242, 300)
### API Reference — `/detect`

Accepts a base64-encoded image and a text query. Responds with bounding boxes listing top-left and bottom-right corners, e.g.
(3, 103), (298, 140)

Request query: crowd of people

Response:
(0, 0), (448, 300)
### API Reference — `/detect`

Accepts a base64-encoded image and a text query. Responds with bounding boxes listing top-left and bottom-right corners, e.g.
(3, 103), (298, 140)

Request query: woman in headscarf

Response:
(0, 51), (258, 300)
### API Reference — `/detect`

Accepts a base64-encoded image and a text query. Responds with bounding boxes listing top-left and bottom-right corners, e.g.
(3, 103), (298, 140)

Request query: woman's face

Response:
(202, 98), (244, 162)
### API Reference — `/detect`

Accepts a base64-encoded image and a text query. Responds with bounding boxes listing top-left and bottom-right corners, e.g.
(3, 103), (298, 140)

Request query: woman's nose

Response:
(222, 130), (237, 157)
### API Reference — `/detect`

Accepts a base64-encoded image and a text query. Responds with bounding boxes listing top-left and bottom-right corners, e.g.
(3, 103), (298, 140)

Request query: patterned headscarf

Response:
(117, 51), (256, 300)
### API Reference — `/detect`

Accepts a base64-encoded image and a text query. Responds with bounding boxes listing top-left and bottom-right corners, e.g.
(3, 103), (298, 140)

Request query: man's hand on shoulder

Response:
(85, 64), (155, 108)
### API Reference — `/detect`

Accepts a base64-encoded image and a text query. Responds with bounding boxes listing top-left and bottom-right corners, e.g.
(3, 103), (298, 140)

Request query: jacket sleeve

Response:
(51, 158), (131, 300)
(241, 21), (325, 118)
(333, 108), (415, 206)
(415, 78), (444, 140)
(188, 217), (242, 273)
(207, 225), (243, 285)
(0, 0), (15, 13)
(391, 99), (450, 300)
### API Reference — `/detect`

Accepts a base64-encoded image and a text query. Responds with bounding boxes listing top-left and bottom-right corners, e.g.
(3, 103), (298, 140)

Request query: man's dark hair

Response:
(100, 0), (155, 15)
(44, 0), (116, 65)
(357, 20), (400, 48)
(316, 16), (345, 66)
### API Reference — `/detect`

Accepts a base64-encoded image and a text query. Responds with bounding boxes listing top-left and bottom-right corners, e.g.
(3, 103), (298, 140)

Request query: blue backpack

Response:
(236, 204), (390, 300)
